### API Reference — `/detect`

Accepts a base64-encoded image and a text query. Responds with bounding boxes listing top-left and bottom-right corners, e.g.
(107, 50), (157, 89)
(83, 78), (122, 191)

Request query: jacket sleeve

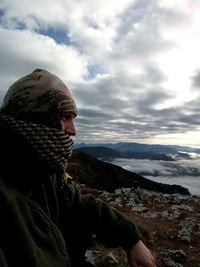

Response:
(0, 248), (8, 267)
(61, 182), (142, 251)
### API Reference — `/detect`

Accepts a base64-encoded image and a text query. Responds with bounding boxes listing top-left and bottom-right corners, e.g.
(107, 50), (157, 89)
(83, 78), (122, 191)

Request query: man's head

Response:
(0, 69), (78, 173)
(1, 68), (77, 135)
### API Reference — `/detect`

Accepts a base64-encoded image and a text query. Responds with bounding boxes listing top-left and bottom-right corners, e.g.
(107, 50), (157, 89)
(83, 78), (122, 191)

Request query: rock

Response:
(162, 209), (181, 220)
(114, 189), (122, 195)
(114, 187), (143, 203)
(107, 252), (119, 264)
(109, 197), (122, 208)
(168, 195), (182, 205)
(143, 211), (160, 219)
(126, 199), (137, 208)
(162, 249), (186, 264)
(131, 206), (148, 213)
(163, 257), (183, 267)
(178, 217), (196, 243)
(161, 203), (193, 220)
(171, 204), (193, 212)
(85, 250), (96, 266)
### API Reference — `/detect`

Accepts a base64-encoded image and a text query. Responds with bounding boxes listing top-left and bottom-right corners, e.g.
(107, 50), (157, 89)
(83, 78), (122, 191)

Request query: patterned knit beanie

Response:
(0, 69), (77, 172)
(1, 68), (77, 127)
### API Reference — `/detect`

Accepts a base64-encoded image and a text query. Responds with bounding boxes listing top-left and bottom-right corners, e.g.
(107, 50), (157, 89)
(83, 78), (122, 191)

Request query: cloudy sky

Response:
(1, 0), (200, 146)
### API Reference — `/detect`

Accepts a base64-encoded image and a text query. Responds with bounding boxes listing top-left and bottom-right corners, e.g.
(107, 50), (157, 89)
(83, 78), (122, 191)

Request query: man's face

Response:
(60, 113), (76, 136)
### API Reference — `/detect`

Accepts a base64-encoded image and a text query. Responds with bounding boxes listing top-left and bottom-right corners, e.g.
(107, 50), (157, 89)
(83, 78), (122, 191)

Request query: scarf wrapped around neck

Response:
(0, 113), (73, 172)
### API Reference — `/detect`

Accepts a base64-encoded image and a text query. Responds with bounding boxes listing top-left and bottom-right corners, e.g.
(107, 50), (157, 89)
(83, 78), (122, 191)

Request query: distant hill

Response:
(68, 150), (190, 195)
(106, 142), (177, 153)
(77, 146), (175, 161)
(77, 146), (121, 159)
(75, 142), (198, 153)
(74, 142), (199, 161)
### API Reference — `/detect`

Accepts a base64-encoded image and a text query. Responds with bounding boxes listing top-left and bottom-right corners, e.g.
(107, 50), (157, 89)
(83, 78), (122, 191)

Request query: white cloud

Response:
(1, 0), (200, 145)
(0, 27), (88, 91)
(110, 157), (200, 195)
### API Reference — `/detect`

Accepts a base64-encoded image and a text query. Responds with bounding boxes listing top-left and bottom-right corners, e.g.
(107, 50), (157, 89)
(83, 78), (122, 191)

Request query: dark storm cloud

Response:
(74, 64), (200, 142)
(76, 87), (200, 141)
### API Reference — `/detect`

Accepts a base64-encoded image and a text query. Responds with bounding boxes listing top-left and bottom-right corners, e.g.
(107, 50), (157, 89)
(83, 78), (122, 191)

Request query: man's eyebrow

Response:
(60, 112), (76, 118)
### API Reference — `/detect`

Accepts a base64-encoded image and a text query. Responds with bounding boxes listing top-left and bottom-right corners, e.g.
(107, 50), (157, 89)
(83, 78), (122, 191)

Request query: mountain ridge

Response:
(68, 150), (190, 195)
(75, 142), (199, 153)
(77, 146), (177, 161)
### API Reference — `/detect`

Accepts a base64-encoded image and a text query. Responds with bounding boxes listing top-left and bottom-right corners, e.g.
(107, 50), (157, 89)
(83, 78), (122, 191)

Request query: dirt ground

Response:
(89, 191), (200, 267)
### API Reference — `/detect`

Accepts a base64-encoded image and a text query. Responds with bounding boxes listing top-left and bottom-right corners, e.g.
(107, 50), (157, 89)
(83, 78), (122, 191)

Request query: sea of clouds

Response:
(110, 158), (200, 196)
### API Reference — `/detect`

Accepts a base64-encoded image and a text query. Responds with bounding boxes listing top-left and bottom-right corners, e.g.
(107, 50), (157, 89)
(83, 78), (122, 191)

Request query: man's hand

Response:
(128, 240), (156, 267)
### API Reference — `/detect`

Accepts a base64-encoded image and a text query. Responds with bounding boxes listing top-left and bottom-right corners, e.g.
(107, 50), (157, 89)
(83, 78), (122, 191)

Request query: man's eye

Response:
(61, 116), (69, 121)
(61, 113), (75, 121)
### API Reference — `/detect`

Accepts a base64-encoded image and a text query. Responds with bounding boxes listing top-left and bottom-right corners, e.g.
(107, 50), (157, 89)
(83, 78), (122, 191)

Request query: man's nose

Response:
(66, 122), (76, 136)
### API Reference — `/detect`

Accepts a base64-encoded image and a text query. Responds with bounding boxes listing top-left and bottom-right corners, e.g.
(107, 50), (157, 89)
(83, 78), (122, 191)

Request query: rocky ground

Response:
(68, 151), (200, 266)
(81, 187), (200, 267)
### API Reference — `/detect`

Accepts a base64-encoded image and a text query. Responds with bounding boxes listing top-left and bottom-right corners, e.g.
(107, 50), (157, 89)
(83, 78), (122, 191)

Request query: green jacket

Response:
(0, 177), (70, 267)
(0, 118), (141, 267)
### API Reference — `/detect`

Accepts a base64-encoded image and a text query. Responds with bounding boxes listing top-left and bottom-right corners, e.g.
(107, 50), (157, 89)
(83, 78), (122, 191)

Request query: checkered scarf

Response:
(0, 113), (73, 172)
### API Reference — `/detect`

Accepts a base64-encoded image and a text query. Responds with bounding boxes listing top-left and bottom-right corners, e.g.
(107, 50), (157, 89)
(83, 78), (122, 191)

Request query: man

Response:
(0, 69), (156, 267)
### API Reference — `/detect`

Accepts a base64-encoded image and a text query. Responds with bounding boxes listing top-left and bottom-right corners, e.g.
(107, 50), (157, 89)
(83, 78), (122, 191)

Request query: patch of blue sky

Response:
(0, 9), (26, 30)
(87, 65), (105, 79)
(0, 9), (4, 24)
(0, 9), (4, 17)
(39, 27), (71, 45)
(16, 22), (27, 30)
